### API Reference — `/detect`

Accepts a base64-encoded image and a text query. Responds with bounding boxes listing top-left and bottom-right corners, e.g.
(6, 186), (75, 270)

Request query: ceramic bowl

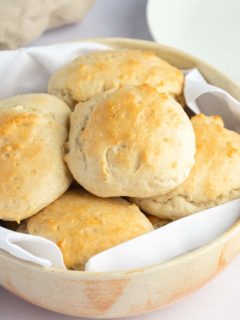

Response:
(1, 38), (240, 319)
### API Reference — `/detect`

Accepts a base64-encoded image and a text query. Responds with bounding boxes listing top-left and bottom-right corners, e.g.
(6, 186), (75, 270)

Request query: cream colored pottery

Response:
(1, 38), (240, 319)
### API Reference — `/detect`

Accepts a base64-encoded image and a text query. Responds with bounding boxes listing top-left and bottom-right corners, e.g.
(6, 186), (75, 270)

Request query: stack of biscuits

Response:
(1, 49), (240, 270)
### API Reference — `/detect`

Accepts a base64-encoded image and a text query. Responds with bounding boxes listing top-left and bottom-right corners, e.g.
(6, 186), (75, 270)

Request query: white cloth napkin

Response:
(0, 42), (240, 271)
(86, 200), (240, 271)
(0, 42), (110, 99)
(184, 69), (240, 132)
(0, 226), (65, 269)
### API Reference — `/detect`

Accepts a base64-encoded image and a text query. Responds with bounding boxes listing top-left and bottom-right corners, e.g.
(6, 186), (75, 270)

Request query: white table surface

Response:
(1, 0), (240, 319)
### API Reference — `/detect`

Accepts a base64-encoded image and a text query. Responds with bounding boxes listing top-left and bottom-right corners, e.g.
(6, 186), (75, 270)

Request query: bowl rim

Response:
(1, 37), (240, 279)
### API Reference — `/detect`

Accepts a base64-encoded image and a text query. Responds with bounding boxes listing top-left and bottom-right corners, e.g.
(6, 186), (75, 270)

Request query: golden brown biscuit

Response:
(48, 49), (184, 109)
(65, 85), (195, 198)
(0, 94), (72, 221)
(21, 189), (153, 270)
(132, 114), (240, 219)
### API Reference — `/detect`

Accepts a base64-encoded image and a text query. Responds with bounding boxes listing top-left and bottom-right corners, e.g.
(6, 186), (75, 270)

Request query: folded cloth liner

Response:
(0, 226), (65, 269)
(86, 199), (240, 272)
(185, 68), (240, 132)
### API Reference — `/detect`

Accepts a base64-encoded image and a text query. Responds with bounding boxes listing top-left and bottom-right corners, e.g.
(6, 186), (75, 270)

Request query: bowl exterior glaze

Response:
(1, 38), (240, 318)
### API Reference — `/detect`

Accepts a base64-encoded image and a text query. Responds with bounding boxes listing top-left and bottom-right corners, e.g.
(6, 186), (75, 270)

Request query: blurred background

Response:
(0, 0), (239, 83)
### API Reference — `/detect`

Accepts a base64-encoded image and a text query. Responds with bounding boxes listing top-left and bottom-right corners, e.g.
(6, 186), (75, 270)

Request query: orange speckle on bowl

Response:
(84, 279), (129, 313)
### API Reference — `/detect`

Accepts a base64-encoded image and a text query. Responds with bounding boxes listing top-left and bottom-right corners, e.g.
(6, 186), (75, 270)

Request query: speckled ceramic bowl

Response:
(1, 38), (240, 319)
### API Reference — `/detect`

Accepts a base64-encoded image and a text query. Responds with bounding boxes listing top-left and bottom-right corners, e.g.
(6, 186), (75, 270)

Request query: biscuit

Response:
(21, 189), (153, 270)
(65, 85), (195, 197)
(132, 114), (240, 219)
(48, 49), (184, 109)
(0, 94), (72, 221)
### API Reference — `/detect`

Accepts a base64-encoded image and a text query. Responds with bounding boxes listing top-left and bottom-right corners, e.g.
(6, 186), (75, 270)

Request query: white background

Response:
(1, 0), (240, 319)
